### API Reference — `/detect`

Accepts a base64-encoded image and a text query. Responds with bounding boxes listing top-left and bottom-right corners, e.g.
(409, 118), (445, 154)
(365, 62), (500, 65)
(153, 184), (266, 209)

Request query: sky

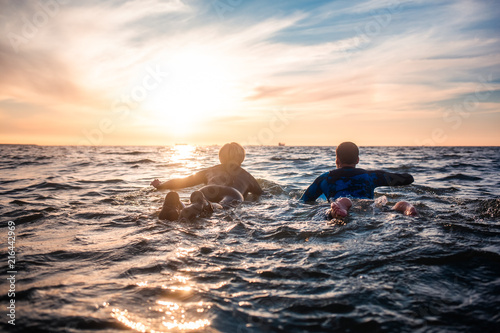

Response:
(0, 0), (499, 146)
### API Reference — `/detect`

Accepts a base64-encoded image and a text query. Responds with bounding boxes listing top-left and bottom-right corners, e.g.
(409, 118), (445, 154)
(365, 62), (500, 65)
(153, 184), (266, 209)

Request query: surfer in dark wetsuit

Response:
(151, 142), (263, 221)
(301, 142), (418, 218)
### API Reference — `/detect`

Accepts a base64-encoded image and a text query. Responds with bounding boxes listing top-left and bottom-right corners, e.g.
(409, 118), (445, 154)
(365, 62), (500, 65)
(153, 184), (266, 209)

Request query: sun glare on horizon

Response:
(143, 47), (242, 136)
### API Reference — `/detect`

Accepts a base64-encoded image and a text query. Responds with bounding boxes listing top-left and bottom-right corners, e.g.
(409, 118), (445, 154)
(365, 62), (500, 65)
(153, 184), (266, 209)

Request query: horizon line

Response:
(1, 143), (499, 148)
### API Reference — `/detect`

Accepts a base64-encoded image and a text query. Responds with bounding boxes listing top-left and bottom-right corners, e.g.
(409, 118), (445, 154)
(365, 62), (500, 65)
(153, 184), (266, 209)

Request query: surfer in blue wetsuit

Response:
(301, 142), (418, 218)
(151, 142), (263, 221)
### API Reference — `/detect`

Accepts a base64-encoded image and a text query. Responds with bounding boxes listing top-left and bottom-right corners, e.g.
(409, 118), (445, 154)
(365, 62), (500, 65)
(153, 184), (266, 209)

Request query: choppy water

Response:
(1, 145), (499, 333)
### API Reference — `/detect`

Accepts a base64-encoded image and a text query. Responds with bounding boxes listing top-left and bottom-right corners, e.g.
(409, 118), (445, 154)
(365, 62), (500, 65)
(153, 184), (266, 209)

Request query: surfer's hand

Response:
(150, 179), (162, 189)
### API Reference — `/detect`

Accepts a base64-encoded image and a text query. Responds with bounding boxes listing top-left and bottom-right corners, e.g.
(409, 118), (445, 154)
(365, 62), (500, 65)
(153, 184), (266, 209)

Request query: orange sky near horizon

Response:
(1, 0), (499, 147)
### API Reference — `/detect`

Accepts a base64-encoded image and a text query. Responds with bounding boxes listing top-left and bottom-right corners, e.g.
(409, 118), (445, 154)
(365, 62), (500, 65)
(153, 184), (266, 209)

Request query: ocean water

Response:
(1, 144), (499, 333)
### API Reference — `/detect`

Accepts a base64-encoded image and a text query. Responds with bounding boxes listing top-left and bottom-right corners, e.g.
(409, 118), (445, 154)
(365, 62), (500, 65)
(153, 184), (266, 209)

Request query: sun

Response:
(143, 47), (240, 136)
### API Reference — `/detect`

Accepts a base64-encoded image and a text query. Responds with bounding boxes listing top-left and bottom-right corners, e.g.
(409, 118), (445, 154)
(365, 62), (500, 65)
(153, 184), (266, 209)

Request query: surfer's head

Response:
(219, 142), (245, 166)
(336, 142), (359, 167)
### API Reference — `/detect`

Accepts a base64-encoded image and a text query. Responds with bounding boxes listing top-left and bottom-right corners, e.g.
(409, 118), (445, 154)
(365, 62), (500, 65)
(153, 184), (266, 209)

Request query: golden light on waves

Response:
(111, 301), (211, 333)
(110, 273), (212, 333)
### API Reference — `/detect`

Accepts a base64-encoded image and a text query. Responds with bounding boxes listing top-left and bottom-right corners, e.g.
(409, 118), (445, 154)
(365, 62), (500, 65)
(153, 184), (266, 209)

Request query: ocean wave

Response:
(44, 249), (109, 262)
(476, 198), (500, 218)
(449, 162), (486, 169)
(411, 184), (460, 195)
(13, 212), (45, 224)
(284, 301), (354, 314)
(0, 160), (49, 169)
(71, 161), (92, 167)
(411, 248), (500, 265)
(20, 316), (118, 332)
(35, 155), (52, 160)
(33, 181), (81, 191)
(10, 199), (31, 206)
(260, 225), (301, 240)
(106, 151), (149, 155)
(386, 164), (418, 171)
(258, 179), (287, 195)
(157, 162), (184, 168)
(438, 173), (482, 181)
(18, 160), (51, 166)
(82, 191), (105, 197)
(35, 194), (57, 201)
(77, 179), (125, 184)
(72, 211), (118, 220)
(123, 159), (156, 164)
(120, 263), (164, 278)
(270, 156), (312, 162)
(258, 266), (330, 279)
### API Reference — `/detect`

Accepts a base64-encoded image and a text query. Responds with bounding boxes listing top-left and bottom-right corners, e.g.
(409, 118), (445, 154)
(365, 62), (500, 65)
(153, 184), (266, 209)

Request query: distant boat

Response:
(278, 142), (285, 146)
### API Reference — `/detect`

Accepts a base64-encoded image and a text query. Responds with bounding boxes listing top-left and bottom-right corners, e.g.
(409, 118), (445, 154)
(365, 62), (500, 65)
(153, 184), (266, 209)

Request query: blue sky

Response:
(0, 0), (499, 145)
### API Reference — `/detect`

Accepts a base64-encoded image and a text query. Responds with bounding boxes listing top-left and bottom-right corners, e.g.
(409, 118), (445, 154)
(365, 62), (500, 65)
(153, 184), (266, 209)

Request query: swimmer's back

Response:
(199, 164), (262, 196)
(301, 167), (413, 201)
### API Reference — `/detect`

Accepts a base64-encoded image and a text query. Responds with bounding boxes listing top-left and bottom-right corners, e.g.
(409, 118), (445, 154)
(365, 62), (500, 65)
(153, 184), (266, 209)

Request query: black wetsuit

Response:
(300, 167), (414, 202)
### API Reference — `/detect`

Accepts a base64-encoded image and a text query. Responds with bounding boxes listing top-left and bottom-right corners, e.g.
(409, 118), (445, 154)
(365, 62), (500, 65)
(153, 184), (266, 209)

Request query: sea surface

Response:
(1, 145), (499, 333)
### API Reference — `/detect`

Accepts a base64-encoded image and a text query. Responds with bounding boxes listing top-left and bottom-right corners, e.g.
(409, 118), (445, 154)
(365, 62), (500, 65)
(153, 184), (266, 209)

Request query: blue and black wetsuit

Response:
(300, 167), (414, 202)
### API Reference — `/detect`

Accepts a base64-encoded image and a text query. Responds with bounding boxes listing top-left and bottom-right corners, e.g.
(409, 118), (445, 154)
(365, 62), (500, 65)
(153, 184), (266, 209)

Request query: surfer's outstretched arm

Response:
(151, 171), (206, 190)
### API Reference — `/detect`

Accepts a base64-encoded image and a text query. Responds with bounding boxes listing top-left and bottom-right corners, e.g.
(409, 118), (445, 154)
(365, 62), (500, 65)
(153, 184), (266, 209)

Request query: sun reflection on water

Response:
(111, 273), (211, 332)
(111, 308), (147, 333)
(165, 145), (203, 179)
(175, 247), (197, 259)
(171, 145), (196, 163)
(157, 300), (211, 330)
(111, 300), (211, 333)
(162, 318), (211, 331)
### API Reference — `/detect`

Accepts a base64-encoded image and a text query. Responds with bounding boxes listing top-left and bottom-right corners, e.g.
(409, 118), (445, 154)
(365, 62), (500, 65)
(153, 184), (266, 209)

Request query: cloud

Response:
(0, 0), (191, 104)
